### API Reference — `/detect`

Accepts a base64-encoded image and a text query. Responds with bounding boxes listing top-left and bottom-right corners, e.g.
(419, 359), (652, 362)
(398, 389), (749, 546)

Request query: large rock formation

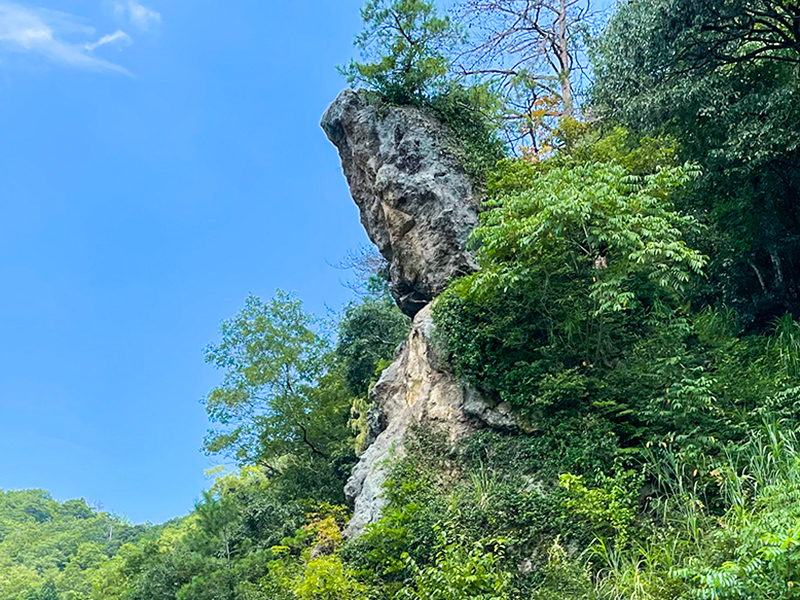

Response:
(321, 90), (480, 317)
(322, 90), (514, 537)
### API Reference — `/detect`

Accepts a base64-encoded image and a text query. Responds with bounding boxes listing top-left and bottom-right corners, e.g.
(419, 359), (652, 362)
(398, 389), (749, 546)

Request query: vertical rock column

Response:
(322, 90), (508, 536)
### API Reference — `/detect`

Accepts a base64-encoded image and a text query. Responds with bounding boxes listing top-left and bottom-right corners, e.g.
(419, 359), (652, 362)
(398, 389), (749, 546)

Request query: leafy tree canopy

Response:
(593, 0), (800, 325)
(470, 161), (706, 314)
(203, 292), (348, 467)
(340, 0), (464, 104)
(335, 280), (410, 398)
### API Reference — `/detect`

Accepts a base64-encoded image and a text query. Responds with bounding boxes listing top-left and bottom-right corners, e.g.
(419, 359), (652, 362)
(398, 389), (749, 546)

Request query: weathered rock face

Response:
(321, 90), (480, 317)
(343, 305), (477, 537)
(342, 311), (516, 537)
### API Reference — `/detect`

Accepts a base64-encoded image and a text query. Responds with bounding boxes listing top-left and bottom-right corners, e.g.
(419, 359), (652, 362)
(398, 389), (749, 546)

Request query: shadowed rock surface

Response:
(321, 89), (480, 318)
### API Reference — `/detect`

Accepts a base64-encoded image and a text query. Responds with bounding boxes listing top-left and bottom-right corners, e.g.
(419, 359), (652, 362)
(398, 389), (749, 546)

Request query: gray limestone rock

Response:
(463, 390), (517, 431)
(343, 305), (478, 537)
(321, 90), (480, 317)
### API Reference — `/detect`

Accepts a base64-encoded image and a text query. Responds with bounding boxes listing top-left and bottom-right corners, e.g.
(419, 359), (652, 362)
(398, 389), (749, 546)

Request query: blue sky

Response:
(0, 0), (371, 524)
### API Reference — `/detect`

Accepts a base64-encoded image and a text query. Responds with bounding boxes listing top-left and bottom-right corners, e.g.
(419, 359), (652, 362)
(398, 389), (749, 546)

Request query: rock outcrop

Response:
(323, 90), (512, 537)
(342, 305), (517, 537)
(321, 89), (480, 317)
(343, 305), (475, 536)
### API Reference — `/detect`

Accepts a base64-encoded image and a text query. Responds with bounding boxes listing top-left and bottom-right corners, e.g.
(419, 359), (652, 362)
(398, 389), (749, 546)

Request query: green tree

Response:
(21, 581), (61, 600)
(335, 281), (410, 398)
(0, 490), (156, 600)
(472, 161), (706, 315)
(91, 468), (311, 600)
(593, 0), (800, 326)
(203, 292), (350, 467)
(436, 159), (706, 409)
(341, 0), (464, 104)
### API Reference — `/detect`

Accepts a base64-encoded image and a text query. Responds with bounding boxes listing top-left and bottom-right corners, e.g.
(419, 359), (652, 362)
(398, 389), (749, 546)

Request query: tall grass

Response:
(579, 421), (800, 600)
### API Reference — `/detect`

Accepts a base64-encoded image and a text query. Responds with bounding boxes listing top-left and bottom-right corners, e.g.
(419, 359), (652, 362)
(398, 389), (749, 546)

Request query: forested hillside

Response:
(6, 0), (800, 598)
(0, 490), (160, 600)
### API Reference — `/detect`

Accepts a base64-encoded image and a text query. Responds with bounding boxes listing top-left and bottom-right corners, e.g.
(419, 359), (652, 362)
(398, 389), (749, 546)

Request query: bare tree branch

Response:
(452, 0), (598, 155)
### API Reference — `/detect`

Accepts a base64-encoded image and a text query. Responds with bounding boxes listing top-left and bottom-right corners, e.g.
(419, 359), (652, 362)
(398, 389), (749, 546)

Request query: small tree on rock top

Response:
(340, 0), (464, 104)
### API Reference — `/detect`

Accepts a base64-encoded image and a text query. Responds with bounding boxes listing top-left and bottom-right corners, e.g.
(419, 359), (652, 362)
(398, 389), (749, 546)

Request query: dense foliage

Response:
(592, 0), (800, 327)
(7, 0), (800, 598)
(340, 0), (461, 104)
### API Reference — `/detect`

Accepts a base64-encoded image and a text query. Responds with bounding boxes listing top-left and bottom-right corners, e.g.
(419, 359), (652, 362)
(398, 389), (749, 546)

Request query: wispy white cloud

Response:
(85, 29), (130, 51)
(114, 1), (160, 31)
(0, 2), (131, 74)
(129, 1), (159, 29)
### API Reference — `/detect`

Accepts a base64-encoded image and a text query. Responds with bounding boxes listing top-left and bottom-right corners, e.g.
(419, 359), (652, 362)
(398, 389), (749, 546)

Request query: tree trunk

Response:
(558, 0), (575, 117)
